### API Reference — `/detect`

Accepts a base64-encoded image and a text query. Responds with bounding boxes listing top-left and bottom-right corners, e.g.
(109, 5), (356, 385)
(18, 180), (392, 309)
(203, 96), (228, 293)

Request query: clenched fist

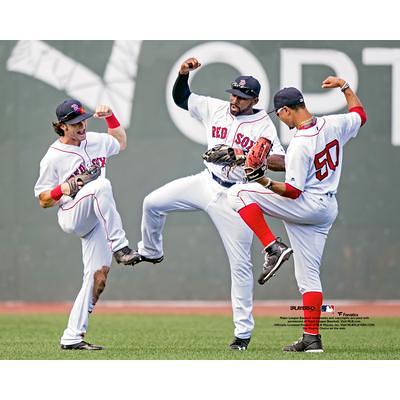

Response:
(321, 76), (346, 89)
(179, 57), (202, 75)
(93, 105), (113, 119)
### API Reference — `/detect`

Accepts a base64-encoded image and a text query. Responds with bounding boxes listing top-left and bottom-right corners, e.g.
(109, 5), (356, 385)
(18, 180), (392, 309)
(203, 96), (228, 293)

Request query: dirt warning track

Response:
(0, 301), (400, 317)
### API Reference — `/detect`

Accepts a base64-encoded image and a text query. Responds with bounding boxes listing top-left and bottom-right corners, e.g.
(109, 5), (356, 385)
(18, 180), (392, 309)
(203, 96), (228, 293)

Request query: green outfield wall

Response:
(0, 40), (398, 301)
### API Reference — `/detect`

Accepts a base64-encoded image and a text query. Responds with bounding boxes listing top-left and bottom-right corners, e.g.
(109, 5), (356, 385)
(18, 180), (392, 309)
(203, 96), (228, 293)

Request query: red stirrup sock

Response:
(303, 291), (323, 335)
(238, 203), (276, 247)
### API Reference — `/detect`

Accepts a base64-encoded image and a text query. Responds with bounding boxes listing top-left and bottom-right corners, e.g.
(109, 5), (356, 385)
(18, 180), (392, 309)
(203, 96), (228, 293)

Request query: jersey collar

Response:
(297, 116), (318, 130)
(231, 108), (266, 122)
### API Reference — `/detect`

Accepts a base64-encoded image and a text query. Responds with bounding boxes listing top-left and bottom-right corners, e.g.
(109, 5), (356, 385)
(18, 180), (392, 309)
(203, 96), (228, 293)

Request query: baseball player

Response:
(128, 57), (286, 351)
(34, 99), (137, 350)
(227, 76), (367, 352)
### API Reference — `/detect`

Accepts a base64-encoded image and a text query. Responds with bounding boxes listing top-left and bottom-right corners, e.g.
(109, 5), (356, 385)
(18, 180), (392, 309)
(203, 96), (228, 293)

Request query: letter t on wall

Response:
(363, 48), (400, 146)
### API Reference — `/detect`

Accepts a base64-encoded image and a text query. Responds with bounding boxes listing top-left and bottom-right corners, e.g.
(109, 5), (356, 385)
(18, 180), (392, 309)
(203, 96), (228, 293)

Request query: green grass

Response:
(0, 314), (399, 360)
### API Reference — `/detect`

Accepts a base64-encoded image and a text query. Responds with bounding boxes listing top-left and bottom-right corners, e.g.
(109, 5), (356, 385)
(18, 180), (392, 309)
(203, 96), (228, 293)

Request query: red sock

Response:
(238, 203), (275, 247)
(303, 291), (323, 335)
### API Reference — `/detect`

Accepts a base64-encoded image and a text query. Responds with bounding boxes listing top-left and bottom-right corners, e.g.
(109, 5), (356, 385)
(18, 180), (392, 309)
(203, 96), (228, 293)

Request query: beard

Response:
(230, 103), (253, 116)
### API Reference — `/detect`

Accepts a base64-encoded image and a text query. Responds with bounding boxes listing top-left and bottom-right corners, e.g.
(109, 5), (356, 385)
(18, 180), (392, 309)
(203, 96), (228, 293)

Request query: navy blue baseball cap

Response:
(269, 87), (305, 113)
(226, 76), (261, 99)
(56, 99), (93, 124)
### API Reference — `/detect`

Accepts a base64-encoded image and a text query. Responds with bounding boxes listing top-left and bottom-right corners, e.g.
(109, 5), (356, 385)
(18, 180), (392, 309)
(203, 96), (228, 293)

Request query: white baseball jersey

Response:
(34, 131), (120, 204)
(285, 112), (362, 195)
(188, 94), (285, 182)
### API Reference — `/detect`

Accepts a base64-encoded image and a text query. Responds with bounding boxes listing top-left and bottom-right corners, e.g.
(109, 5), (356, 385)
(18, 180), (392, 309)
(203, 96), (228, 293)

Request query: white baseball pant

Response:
(57, 178), (129, 345)
(138, 170), (255, 339)
(227, 182), (338, 294)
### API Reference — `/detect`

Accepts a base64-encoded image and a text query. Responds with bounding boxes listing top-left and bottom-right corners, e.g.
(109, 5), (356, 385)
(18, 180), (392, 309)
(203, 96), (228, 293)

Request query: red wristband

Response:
(105, 113), (120, 129)
(50, 184), (63, 201)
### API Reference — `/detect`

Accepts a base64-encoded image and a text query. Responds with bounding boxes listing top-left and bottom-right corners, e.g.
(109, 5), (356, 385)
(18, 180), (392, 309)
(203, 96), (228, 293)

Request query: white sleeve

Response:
(328, 112), (362, 146)
(188, 93), (226, 125)
(284, 139), (312, 191)
(98, 133), (121, 157)
(34, 157), (60, 198)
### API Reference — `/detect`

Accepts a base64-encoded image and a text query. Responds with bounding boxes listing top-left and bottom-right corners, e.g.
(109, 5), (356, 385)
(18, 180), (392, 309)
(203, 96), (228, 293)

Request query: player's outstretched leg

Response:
(133, 174), (208, 266)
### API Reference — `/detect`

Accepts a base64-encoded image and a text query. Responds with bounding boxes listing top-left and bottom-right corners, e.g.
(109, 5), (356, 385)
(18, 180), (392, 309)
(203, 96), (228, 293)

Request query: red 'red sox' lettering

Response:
(235, 133), (255, 151)
(92, 157), (106, 168)
(212, 126), (228, 139)
(68, 157), (107, 179)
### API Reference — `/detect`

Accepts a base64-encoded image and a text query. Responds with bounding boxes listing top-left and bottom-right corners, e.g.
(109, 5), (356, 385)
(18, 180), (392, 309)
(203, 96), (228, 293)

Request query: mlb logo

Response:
(321, 304), (335, 313)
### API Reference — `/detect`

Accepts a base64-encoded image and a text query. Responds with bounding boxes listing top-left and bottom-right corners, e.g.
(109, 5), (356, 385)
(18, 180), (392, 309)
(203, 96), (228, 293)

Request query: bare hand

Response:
(321, 76), (346, 89)
(179, 57), (201, 75)
(93, 105), (113, 118)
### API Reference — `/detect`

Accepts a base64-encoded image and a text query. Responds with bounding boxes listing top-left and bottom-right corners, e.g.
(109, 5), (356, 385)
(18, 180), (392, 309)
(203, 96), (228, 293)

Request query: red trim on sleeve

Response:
(105, 113), (121, 129)
(50, 184), (63, 201)
(282, 183), (302, 199)
(349, 106), (367, 126)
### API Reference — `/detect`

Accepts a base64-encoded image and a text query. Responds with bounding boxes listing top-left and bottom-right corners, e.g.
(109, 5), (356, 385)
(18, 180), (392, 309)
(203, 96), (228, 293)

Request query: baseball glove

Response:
(66, 165), (101, 198)
(202, 144), (246, 167)
(244, 137), (272, 182)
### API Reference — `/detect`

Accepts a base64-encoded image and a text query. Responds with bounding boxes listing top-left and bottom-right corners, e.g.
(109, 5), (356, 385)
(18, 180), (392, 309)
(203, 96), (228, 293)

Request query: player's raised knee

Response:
(142, 191), (161, 212)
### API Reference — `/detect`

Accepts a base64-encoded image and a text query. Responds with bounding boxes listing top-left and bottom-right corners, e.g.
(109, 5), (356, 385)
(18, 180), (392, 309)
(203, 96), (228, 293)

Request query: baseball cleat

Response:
(61, 341), (103, 351)
(130, 250), (164, 266)
(283, 333), (323, 353)
(229, 337), (251, 351)
(113, 246), (137, 265)
(258, 238), (293, 285)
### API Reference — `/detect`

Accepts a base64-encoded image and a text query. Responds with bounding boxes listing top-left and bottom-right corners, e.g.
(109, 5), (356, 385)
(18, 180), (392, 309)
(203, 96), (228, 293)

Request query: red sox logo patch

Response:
(239, 79), (246, 86)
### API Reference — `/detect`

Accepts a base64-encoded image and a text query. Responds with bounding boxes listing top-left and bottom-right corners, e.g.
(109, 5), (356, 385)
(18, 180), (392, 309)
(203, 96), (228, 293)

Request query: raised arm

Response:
(321, 76), (367, 126)
(94, 105), (127, 150)
(172, 57), (201, 110)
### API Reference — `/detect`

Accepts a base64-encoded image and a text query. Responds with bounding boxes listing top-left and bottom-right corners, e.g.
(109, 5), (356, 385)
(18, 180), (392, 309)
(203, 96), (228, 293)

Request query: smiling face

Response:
(229, 94), (258, 116)
(60, 120), (88, 146)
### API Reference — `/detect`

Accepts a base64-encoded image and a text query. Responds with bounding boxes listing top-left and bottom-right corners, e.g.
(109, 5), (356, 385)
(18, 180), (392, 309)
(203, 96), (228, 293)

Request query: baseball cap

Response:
(56, 99), (93, 124)
(269, 87), (305, 113)
(226, 76), (261, 99)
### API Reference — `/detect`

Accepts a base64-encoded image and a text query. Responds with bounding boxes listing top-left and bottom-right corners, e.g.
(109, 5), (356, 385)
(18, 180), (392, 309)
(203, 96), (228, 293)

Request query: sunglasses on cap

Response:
(59, 107), (86, 123)
(231, 82), (258, 98)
